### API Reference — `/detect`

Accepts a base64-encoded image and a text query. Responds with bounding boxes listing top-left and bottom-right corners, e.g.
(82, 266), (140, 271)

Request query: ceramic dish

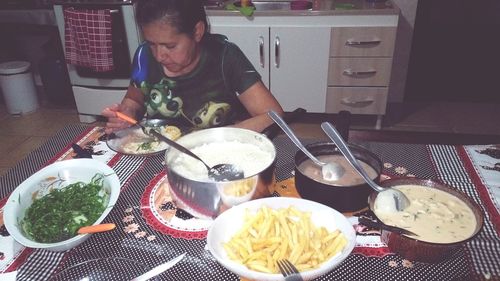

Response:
(206, 197), (356, 281)
(368, 178), (484, 263)
(106, 119), (184, 156)
(3, 159), (120, 252)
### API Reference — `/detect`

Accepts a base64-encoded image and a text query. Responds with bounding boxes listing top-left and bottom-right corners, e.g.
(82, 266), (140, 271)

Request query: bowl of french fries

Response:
(206, 197), (356, 281)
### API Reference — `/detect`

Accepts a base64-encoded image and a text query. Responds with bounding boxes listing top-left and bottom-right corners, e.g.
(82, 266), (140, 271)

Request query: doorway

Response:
(405, 0), (500, 103)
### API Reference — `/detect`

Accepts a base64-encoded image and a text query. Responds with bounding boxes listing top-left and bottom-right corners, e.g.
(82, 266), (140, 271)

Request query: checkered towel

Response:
(63, 7), (114, 72)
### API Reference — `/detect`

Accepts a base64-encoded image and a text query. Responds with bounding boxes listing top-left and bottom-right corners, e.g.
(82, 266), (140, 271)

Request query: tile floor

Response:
(0, 96), (80, 176)
(1, 92), (499, 177)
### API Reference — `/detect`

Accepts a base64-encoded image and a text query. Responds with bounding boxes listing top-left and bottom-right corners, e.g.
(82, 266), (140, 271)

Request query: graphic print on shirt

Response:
(143, 78), (184, 118)
(192, 101), (231, 128)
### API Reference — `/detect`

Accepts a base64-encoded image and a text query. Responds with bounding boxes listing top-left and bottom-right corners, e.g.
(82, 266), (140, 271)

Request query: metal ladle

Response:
(320, 122), (410, 211)
(115, 112), (244, 181)
(268, 110), (345, 181)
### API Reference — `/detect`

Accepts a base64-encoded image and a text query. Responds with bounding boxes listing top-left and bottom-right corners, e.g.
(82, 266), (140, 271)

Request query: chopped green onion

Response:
(21, 173), (110, 243)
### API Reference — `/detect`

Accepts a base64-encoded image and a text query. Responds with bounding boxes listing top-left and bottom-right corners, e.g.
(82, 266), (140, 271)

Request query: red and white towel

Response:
(63, 7), (114, 72)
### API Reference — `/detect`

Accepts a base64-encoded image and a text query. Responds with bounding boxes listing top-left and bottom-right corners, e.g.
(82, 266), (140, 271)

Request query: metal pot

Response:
(164, 127), (277, 219)
(294, 142), (382, 212)
(368, 178), (484, 263)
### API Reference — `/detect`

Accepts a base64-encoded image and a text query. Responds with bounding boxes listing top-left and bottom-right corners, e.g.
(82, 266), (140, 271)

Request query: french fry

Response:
(332, 236), (348, 257)
(325, 232), (344, 257)
(322, 229), (340, 244)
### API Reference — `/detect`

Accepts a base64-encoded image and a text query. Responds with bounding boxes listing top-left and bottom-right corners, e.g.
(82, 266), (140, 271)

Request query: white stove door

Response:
(73, 86), (127, 123)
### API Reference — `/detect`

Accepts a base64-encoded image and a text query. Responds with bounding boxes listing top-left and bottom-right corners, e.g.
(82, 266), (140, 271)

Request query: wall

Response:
(0, 10), (60, 87)
(404, 0), (500, 103)
(387, 0), (418, 103)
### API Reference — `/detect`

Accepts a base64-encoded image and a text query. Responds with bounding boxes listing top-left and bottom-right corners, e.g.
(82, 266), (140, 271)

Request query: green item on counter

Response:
(335, 3), (356, 10)
(225, 3), (255, 17)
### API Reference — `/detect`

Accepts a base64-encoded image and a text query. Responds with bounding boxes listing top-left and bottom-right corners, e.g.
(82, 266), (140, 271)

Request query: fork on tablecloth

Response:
(276, 259), (304, 281)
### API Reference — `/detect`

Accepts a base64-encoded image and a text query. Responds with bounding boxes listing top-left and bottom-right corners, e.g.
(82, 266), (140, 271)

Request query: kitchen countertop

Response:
(206, 0), (399, 17)
(0, 0), (398, 27)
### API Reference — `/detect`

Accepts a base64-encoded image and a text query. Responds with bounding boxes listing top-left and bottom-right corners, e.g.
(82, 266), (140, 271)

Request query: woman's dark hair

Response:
(136, 0), (208, 36)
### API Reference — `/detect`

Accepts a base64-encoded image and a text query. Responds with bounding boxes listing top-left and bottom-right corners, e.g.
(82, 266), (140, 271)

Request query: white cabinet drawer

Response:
(328, 57), (392, 86)
(326, 87), (388, 115)
(330, 26), (397, 57)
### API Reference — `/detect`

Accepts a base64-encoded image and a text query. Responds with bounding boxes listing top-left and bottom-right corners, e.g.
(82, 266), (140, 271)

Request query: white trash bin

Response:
(0, 61), (39, 115)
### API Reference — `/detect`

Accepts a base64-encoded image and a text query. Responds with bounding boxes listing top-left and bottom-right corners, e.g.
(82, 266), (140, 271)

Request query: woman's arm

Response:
(101, 85), (146, 134)
(234, 81), (284, 132)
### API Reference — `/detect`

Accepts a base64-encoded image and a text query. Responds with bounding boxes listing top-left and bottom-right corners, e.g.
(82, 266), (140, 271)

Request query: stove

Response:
(53, 0), (141, 123)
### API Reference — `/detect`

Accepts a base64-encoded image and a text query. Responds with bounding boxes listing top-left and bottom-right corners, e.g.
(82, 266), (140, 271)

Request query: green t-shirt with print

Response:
(130, 33), (261, 129)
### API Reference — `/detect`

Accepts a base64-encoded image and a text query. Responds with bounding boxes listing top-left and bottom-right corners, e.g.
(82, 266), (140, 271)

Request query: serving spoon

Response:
(321, 122), (410, 212)
(268, 110), (345, 181)
(115, 112), (244, 181)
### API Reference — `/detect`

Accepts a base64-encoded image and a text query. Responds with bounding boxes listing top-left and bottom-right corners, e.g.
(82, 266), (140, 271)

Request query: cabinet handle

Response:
(274, 35), (280, 68)
(345, 38), (381, 46)
(259, 36), (265, 68)
(343, 68), (377, 76)
(341, 98), (374, 107)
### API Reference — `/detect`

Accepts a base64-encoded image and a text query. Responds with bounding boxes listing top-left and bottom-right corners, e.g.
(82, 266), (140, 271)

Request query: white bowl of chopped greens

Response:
(3, 159), (120, 252)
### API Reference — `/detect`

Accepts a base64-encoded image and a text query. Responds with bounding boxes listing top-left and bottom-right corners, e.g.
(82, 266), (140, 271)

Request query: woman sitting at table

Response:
(102, 0), (284, 134)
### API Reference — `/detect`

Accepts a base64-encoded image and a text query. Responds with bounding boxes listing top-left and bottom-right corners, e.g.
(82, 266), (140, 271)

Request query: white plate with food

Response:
(206, 197), (356, 281)
(106, 119), (183, 156)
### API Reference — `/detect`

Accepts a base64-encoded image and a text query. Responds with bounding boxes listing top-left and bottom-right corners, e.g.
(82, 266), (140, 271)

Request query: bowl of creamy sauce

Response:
(294, 142), (382, 212)
(369, 178), (484, 263)
(297, 154), (378, 186)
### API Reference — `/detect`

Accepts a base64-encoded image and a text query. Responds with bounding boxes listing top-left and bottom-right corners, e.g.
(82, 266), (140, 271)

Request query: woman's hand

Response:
(101, 104), (134, 134)
(102, 86), (146, 134)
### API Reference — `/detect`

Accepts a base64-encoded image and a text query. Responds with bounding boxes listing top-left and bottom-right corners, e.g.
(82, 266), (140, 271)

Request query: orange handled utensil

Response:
(115, 111), (138, 125)
(78, 223), (116, 234)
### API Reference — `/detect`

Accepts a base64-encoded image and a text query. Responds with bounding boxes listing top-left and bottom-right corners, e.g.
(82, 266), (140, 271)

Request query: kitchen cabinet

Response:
(210, 24), (330, 112)
(326, 26), (397, 129)
(208, 8), (399, 128)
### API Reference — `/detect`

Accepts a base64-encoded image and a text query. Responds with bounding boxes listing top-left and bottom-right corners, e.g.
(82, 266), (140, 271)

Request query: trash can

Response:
(0, 61), (39, 115)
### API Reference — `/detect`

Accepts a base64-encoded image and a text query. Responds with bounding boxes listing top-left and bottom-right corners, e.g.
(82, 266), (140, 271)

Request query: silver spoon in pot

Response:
(321, 122), (410, 211)
(268, 110), (345, 181)
(115, 112), (244, 181)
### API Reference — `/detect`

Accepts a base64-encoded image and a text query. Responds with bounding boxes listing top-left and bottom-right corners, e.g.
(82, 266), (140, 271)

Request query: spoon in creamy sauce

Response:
(116, 112), (244, 181)
(268, 110), (345, 181)
(321, 122), (411, 211)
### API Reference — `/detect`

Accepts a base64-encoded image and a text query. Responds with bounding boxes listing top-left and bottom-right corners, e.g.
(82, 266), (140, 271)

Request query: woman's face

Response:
(142, 20), (202, 77)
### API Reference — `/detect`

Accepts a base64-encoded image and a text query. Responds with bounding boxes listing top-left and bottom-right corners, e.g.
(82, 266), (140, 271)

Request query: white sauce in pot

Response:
(374, 184), (477, 244)
(297, 154), (378, 186)
(170, 141), (274, 181)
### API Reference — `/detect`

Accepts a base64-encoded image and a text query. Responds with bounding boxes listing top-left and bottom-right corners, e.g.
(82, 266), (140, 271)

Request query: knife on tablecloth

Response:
(130, 253), (186, 281)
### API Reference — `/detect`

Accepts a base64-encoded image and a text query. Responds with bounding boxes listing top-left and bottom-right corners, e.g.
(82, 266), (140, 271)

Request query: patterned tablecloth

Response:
(0, 124), (499, 281)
